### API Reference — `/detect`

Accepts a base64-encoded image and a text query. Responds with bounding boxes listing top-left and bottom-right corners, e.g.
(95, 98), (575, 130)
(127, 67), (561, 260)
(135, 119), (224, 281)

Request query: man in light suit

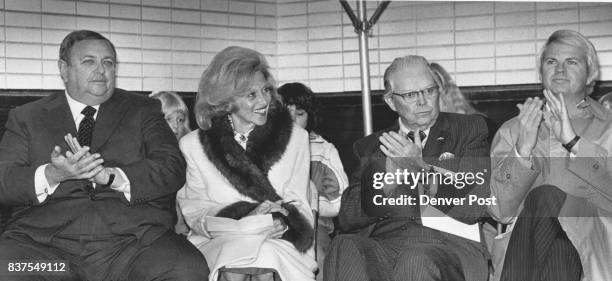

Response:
(324, 55), (491, 281)
(490, 29), (612, 281)
(0, 30), (208, 281)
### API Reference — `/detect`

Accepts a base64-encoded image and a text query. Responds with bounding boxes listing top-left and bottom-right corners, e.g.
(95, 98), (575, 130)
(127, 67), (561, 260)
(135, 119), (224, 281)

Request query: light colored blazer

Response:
(490, 97), (612, 281)
(177, 125), (316, 281)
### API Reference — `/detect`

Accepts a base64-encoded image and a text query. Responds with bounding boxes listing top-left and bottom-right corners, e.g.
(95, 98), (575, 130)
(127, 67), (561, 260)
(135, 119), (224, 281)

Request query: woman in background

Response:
(177, 47), (316, 281)
(149, 91), (191, 140)
(278, 83), (348, 281)
(430, 62), (481, 115)
(431, 62), (498, 143)
(150, 91), (193, 236)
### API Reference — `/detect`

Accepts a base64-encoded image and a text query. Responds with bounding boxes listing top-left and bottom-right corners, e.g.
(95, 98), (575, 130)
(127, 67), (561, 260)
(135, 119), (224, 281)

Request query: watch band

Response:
(562, 135), (581, 152)
(105, 173), (116, 186)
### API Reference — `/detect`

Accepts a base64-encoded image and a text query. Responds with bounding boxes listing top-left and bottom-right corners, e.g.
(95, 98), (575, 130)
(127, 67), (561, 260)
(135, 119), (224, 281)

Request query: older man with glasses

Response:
(324, 55), (491, 281)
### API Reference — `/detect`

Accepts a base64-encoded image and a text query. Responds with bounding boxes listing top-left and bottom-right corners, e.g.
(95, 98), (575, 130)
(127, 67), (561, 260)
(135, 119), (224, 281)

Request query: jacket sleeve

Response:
(337, 140), (379, 233)
(566, 138), (612, 207)
(117, 99), (186, 204)
(489, 120), (540, 223)
(311, 141), (349, 217)
(0, 109), (39, 207)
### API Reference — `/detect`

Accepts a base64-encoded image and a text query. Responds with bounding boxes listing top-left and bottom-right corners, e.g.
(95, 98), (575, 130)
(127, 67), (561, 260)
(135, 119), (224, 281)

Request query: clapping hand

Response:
(45, 145), (104, 186)
(543, 89), (577, 144)
(515, 96), (544, 157)
(380, 131), (426, 172)
(64, 134), (112, 185)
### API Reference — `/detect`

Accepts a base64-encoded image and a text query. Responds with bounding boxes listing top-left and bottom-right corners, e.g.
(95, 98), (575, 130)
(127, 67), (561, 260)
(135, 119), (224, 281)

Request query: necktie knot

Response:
(407, 130), (427, 143)
(81, 106), (96, 118)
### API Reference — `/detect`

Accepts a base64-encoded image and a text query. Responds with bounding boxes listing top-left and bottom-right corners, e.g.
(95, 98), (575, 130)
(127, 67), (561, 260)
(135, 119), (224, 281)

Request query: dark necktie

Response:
(407, 130), (427, 143)
(77, 106), (96, 147)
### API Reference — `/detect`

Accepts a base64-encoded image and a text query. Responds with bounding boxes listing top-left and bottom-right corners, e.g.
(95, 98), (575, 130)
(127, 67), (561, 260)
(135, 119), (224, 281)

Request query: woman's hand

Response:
(268, 217), (288, 239)
(247, 200), (289, 216)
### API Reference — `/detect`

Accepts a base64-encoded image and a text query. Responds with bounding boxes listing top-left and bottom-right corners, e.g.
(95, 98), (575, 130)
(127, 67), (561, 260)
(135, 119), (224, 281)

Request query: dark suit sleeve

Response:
(0, 109), (39, 207)
(435, 116), (491, 224)
(337, 140), (378, 233)
(118, 100), (186, 204)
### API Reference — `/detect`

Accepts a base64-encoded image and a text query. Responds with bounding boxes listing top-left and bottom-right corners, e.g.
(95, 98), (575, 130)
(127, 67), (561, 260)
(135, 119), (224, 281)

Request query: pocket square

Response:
(438, 152), (455, 161)
(436, 137), (445, 141)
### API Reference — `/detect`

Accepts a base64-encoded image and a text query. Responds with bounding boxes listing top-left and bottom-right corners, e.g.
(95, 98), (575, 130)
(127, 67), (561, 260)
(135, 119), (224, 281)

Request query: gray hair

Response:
(194, 46), (277, 130)
(539, 30), (599, 94)
(383, 55), (443, 99)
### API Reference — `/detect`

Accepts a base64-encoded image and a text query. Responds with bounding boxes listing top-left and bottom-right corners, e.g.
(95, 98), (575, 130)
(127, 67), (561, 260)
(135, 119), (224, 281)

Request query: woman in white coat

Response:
(177, 46), (316, 281)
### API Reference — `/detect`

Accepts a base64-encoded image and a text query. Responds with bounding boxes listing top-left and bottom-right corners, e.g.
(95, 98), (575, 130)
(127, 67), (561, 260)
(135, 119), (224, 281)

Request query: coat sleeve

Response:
(0, 109), (39, 207)
(117, 99), (186, 203)
(176, 135), (225, 237)
(566, 138), (612, 206)
(489, 120), (540, 223)
(279, 126), (314, 227)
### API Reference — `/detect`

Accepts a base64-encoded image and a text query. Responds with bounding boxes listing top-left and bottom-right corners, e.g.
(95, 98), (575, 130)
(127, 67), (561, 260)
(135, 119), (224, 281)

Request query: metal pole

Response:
(357, 0), (373, 136)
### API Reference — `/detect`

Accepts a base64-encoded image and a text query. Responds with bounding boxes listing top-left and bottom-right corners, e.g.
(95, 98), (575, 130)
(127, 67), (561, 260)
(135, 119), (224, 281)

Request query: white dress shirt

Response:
(34, 92), (131, 202)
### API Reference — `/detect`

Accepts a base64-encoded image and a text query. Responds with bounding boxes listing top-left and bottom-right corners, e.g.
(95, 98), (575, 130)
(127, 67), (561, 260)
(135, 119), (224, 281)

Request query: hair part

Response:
(277, 82), (320, 133)
(59, 30), (116, 64)
(539, 29), (599, 95)
(195, 46), (278, 130)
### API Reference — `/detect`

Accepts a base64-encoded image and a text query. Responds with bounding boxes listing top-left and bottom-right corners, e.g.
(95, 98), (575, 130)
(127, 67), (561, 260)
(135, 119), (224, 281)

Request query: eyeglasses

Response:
(391, 85), (439, 103)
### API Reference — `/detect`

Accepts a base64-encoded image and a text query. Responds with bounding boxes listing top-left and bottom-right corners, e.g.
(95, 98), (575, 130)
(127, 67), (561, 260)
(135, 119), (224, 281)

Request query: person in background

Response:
(149, 91), (191, 140)
(431, 62), (498, 143)
(149, 91), (193, 236)
(490, 29), (612, 281)
(430, 62), (481, 115)
(598, 91), (612, 110)
(278, 82), (349, 281)
(177, 46), (317, 281)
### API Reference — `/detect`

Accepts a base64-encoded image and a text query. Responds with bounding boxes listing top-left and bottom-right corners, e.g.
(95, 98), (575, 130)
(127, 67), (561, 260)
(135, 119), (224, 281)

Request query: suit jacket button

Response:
(506, 173), (511, 179)
(593, 163), (599, 170)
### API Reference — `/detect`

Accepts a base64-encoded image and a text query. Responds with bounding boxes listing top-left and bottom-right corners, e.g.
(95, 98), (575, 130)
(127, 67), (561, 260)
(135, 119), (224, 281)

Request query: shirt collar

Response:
(579, 96), (607, 121)
(398, 118), (431, 143)
(65, 91), (100, 122)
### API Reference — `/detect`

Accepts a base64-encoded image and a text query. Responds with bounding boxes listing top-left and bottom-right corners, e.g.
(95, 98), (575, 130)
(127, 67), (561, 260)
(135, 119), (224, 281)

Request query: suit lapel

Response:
(42, 93), (78, 143)
(91, 90), (128, 152)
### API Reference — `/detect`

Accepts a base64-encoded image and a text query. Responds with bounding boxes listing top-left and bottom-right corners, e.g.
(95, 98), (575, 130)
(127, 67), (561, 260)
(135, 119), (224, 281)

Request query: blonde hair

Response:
(430, 62), (480, 115)
(149, 91), (191, 139)
(194, 46), (278, 130)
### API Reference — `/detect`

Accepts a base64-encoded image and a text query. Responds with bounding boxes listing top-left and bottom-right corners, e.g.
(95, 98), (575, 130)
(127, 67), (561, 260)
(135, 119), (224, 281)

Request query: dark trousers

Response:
(324, 222), (488, 281)
(0, 231), (209, 281)
(500, 185), (582, 281)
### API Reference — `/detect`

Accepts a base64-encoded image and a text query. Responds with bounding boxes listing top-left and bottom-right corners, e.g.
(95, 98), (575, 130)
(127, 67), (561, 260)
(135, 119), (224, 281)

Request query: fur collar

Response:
(198, 101), (294, 202)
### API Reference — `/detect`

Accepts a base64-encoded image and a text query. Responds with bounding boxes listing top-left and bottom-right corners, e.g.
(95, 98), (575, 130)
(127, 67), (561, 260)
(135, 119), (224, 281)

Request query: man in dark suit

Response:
(324, 55), (490, 281)
(0, 30), (208, 281)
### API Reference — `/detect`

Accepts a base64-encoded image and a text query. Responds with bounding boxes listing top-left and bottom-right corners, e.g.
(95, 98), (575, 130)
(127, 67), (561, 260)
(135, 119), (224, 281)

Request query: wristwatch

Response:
(562, 135), (580, 152)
